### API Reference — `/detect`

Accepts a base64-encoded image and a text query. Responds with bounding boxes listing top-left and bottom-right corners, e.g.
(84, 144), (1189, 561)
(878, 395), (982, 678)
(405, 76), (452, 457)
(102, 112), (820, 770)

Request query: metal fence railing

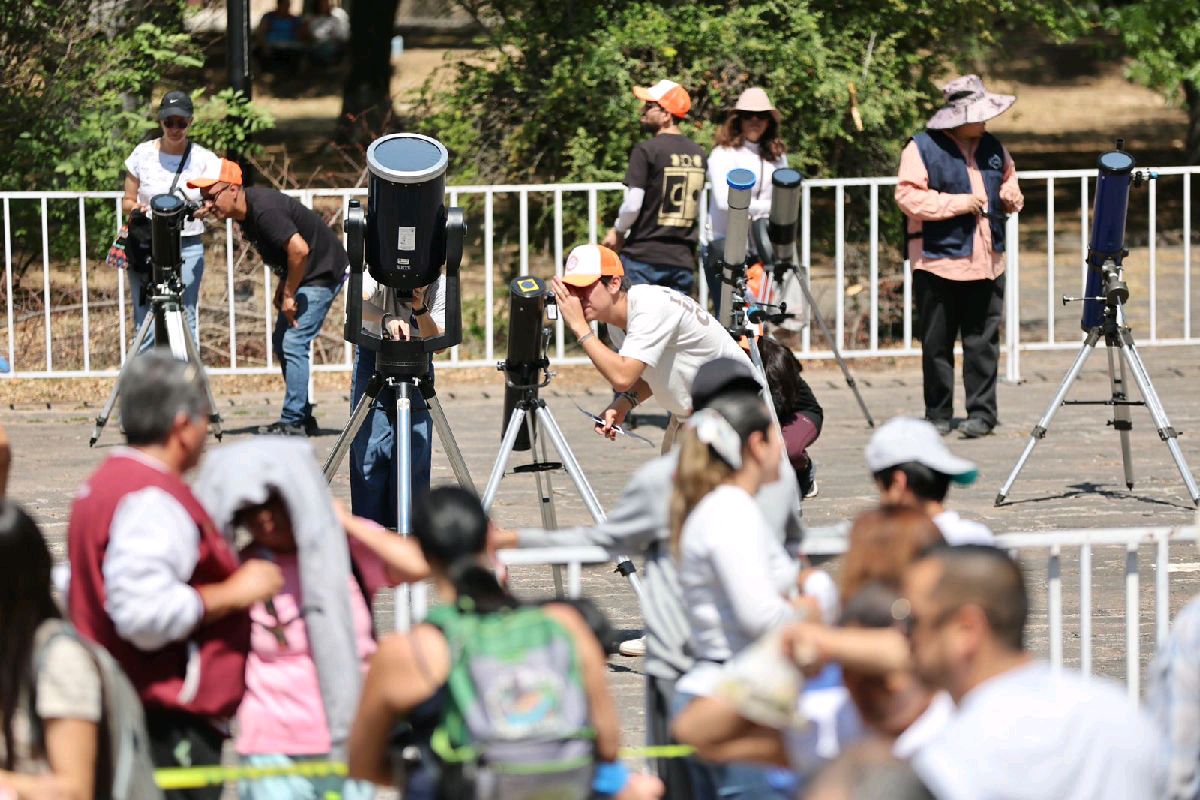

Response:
(3, 166), (1199, 379)
(503, 524), (1200, 698)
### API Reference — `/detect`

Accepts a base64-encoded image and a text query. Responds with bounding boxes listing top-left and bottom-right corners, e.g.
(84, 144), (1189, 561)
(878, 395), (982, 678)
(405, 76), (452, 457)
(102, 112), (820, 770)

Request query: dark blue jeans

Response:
(271, 283), (340, 425)
(348, 346), (433, 529)
(620, 254), (696, 296)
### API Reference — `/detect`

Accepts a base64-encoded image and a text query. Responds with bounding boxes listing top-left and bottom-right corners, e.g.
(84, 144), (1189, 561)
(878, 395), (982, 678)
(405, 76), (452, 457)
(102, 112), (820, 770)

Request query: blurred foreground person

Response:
(0, 503), (100, 800)
(0, 420), (9, 498)
(903, 545), (1162, 799)
(67, 352), (282, 800)
(348, 486), (662, 800)
(1148, 576), (1200, 800)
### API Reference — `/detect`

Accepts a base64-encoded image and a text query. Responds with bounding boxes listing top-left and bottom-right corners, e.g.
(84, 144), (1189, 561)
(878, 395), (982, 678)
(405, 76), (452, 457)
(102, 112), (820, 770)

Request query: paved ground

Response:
(6, 345), (1200, 755)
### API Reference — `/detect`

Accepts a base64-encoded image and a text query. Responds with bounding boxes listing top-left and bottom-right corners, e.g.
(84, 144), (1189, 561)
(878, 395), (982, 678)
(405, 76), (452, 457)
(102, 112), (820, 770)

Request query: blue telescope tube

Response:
(1081, 150), (1135, 330)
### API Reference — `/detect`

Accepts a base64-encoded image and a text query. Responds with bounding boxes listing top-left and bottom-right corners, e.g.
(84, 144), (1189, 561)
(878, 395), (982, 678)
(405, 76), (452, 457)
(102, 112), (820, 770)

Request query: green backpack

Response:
(425, 602), (595, 800)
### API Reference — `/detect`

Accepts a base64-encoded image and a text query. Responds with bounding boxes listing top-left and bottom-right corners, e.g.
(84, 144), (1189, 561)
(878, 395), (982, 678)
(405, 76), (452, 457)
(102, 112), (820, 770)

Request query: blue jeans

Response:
(620, 254), (695, 296)
(349, 346), (433, 529)
(271, 283), (340, 425)
(129, 235), (204, 351)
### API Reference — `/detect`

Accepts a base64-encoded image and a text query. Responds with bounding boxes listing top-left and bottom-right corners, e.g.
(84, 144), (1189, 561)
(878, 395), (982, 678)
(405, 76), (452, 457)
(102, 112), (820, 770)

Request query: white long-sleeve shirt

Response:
(706, 142), (788, 240)
(677, 483), (797, 695)
(102, 448), (205, 651)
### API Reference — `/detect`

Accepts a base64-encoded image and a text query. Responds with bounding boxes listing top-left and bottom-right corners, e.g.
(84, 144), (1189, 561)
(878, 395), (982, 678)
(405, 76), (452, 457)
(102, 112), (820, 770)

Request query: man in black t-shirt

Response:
(191, 160), (347, 436)
(602, 79), (706, 296)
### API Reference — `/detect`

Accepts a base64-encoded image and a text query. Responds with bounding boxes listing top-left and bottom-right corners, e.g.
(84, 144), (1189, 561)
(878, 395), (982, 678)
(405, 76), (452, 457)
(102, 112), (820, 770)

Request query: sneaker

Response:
(617, 636), (646, 657)
(302, 415), (320, 437)
(798, 460), (819, 499)
(927, 418), (952, 436)
(958, 417), (994, 439)
(256, 420), (308, 437)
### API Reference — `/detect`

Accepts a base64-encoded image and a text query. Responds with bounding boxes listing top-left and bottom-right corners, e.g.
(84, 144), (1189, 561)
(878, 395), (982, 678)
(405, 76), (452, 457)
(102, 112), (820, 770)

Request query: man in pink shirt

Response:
(896, 75), (1024, 438)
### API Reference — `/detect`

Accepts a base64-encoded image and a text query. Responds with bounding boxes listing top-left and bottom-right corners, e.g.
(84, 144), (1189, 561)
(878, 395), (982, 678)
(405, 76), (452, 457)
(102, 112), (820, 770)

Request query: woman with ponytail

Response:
(348, 486), (663, 800)
(670, 391), (802, 799)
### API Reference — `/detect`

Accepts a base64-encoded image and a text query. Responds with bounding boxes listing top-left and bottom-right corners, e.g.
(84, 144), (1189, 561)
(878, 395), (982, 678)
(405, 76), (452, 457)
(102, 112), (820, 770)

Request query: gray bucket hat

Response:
(927, 75), (1014, 130)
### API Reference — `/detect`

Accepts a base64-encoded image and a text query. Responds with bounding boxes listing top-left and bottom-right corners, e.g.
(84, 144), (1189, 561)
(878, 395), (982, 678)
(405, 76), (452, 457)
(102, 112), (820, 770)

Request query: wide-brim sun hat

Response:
(733, 87), (781, 123)
(926, 74), (1015, 131)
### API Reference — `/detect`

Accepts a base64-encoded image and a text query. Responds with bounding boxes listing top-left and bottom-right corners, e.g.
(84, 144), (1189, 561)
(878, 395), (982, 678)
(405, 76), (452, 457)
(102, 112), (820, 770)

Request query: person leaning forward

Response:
(191, 160), (348, 436)
(550, 243), (751, 453)
(896, 75), (1024, 439)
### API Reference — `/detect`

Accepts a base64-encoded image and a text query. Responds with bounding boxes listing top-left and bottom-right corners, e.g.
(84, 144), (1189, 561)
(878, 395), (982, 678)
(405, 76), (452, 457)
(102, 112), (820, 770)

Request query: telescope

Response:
(1071, 141), (1159, 330)
(716, 168), (757, 326)
(149, 193), (189, 286)
(500, 276), (556, 451)
(343, 133), (464, 376)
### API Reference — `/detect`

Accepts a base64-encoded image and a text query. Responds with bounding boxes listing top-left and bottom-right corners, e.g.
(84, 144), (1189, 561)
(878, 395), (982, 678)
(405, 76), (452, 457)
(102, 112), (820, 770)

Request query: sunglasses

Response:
(162, 118), (191, 129)
(202, 184), (233, 203)
(737, 110), (772, 121)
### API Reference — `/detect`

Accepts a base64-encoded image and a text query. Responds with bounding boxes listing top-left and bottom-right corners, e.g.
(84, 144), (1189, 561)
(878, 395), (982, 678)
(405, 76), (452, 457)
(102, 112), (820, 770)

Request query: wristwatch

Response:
(411, 305), (429, 317)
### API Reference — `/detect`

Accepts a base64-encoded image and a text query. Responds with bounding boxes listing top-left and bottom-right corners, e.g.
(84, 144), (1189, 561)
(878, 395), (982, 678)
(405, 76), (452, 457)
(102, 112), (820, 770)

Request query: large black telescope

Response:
(149, 193), (189, 284)
(500, 276), (554, 451)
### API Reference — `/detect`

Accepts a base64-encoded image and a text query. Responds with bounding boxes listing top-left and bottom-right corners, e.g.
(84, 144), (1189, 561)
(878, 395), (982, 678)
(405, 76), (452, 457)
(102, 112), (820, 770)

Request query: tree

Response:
(416, 0), (1075, 186)
(1104, 1), (1200, 164)
(338, 0), (402, 142)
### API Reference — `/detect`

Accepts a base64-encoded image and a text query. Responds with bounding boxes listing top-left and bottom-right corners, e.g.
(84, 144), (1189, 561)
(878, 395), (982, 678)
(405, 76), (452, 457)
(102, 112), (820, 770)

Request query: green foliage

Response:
(1104, 2), (1200, 98)
(0, 0), (274, 271)
(419, 0), (1077, 188)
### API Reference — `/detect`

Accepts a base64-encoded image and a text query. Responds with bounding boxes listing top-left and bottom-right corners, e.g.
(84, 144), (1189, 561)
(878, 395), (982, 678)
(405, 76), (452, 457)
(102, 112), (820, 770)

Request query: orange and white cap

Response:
(187, 158), (244, 190)
(633, 79), (691, 118)
(562, 244), (624, 287)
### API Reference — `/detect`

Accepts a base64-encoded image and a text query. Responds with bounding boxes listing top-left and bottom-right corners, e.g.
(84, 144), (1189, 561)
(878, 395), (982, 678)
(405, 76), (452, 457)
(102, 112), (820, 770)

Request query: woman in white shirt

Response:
(703, 87), (788, 306)
(670, 390), (797, 799)
(121, 91), (221, 350)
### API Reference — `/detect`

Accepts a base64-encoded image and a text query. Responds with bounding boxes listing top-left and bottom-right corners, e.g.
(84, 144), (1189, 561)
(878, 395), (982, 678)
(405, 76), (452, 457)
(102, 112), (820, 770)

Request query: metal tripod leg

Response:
(525, 411), (565, 597)
(427, 395), (476, 492)
(996, 327), (1102, 505)
(482, 406), (527, 510)
(322, 373), (382, 482)
(1117, 331), (1200, 506)
(177, 307), (223, 441)
(534, 404), (646, 603)
(90, 313), (154, 447)
(1107, 345), (1135, 489)
(795, 273), (875, 427)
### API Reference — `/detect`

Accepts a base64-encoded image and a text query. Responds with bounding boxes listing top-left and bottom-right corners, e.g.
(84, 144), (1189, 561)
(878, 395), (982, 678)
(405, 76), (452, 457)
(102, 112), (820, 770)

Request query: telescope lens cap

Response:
(150, 194), (185, 214)
(367, 134), (449, 184)
(1098, 150), (1135, 175)
(773, 168), (802, 188)
(726, 168), (756, 191)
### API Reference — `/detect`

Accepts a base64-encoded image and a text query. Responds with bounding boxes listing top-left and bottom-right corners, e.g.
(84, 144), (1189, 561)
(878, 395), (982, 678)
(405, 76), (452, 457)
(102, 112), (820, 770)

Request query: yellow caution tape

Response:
(153, 745), (696, 789)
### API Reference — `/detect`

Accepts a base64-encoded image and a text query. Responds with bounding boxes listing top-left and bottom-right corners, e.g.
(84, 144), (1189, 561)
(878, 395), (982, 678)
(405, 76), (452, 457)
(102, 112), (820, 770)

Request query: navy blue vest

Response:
(912, 130), (1006, 259)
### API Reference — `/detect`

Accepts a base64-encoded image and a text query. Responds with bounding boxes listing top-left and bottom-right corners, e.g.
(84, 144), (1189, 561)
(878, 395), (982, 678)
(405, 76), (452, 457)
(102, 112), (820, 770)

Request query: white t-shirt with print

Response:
(608, 284), (750, 416)
(124, 139), (221, 237)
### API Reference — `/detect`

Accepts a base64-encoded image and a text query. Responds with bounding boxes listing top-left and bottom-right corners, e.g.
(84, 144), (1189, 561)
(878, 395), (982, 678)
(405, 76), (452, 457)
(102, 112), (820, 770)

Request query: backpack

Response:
(33, 620), (163, 800)
(424, 602), (595, 800)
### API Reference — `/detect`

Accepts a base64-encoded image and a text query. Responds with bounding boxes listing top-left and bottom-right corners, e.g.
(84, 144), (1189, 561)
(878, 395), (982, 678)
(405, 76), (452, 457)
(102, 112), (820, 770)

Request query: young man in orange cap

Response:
(602, 79), (706, 296)
(191, 159), (348, 436)
(550, 243), (751, 452)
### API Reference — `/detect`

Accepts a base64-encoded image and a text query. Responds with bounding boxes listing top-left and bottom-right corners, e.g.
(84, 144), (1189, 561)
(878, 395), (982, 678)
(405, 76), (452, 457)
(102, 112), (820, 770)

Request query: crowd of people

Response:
(0, 72), (1187, 800)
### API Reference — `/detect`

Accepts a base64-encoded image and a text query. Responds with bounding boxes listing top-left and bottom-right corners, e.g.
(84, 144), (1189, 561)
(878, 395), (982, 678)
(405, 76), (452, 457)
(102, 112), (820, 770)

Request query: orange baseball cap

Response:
(187, 158), (244, 189)
(633, 79), (691, 118)
(562, 244), (624, 287)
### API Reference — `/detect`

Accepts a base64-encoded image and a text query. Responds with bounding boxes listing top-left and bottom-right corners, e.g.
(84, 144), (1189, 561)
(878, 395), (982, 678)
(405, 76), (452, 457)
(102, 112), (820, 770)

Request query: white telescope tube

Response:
(719, 168), (756, 325)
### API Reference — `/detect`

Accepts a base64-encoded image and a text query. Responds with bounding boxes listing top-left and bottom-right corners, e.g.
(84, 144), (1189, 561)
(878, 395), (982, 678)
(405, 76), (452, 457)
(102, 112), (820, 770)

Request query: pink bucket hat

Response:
(926, 75), (1015, 130)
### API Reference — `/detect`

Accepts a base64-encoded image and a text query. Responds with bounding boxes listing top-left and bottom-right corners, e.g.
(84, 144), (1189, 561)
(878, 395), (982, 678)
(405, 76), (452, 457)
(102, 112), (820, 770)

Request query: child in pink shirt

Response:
(232, 494), (427, 800)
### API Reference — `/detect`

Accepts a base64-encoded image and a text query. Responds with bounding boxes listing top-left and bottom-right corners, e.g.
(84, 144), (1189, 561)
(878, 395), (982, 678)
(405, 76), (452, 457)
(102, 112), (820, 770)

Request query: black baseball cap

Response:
(690, 357), (763, 411)
(158, 91), (194, 120)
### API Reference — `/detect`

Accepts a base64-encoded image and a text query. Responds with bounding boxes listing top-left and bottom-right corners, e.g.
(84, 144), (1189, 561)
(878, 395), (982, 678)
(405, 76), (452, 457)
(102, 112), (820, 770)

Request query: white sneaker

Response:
(617, 635), (646, 657)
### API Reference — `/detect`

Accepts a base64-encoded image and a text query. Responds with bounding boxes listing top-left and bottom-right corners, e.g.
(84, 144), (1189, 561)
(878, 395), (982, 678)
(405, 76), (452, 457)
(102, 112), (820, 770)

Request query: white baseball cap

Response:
(562, 244), (624, 287)
(865, 417), (979, 485)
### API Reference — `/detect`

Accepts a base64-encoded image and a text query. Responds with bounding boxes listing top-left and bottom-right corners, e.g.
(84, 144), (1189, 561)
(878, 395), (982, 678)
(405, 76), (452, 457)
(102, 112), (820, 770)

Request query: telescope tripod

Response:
(90, 281), (223, 446)
(322, 369), (477, 629)
(482, 382), (645, 604)
(996, 284), (1200, 507)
